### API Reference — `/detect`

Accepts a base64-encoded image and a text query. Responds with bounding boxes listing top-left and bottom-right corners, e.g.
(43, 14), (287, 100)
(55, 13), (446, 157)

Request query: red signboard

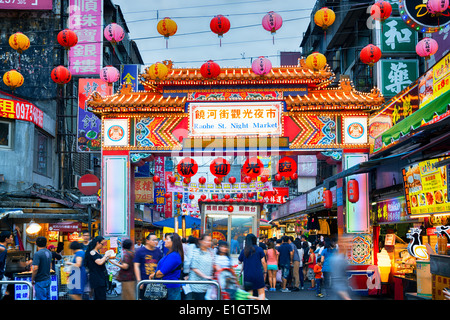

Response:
(49, 222), (81, 233)
(78, 174), (100, 195)
(261, 187), (289, 204)
(0, 97), (44, 128)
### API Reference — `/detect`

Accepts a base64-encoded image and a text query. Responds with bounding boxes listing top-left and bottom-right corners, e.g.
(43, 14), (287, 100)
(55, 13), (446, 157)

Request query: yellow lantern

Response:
(9, 32), (30, 54)
(314, 7), (336, 30)
(157, 17), (177, 48)
(3, 69), (24, 91)
(147, 62), (169, 81)
(305, 52), (327, 72)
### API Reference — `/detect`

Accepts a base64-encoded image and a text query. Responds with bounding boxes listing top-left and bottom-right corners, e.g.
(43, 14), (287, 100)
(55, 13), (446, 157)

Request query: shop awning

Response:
(380, 90), (450, 148)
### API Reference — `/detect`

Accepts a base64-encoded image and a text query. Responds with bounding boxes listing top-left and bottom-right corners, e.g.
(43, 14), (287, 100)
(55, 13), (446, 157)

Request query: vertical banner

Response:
(345, 154), (369, 233)
(102, 152), (129, 237)
(379, 59), (418, 97)
(153, 156), (166, 216)
(77, 79), (112, 152)
(120, 65), (139, 92)
(164, 172), (173, 218)
(68, 0), (103, 76)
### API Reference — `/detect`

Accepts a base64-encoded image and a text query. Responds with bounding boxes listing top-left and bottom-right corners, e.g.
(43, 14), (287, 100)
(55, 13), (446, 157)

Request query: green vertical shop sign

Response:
(380, 17), (417, 53)
(380, 59), (418, 97)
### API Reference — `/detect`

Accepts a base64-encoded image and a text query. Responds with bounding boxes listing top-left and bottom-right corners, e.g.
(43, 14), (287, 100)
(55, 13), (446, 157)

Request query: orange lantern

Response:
(147, 62), (169, 82)
(3, 69), (24, 92)
(305, 52), (327, 72)
(9, 32), (30, 54)
(347, 179), (359, 203)
(314, 7), (335, 40)
(323, 189), (332, 208)
(157, 17), (177, 48)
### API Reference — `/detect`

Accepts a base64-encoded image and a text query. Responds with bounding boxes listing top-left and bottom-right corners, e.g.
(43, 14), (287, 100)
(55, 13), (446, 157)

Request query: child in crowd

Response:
(313, 260), (324, 298)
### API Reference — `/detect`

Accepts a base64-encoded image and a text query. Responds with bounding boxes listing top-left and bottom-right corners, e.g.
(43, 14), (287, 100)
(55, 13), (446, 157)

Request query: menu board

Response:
(402, 158), (449, 215)
(418, 52), (450, 109)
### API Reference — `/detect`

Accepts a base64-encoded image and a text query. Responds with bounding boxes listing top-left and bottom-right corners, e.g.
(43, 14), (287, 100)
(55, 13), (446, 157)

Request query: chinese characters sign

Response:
(77, 79), (112, 152)
(203, 204), (258, 215)
(153, 156), (166, 215)
(0, 97), (43, 128)
(375, 197), (408, 223)
(380, 59), (418, 97)
(135, 177), (154, 203)
(380, 17), (416, 54)
(402, 158), (449, 215)
(418, 52), (450, 109)
(0, 0), (52, 10)
(68, 0), (103, 76)
(189, 101), (282, 137)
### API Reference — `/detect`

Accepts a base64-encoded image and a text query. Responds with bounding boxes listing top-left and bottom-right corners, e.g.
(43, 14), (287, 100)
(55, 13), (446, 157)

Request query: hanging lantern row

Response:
(9, 32), (30, 54)
(3, 69), (24, 92)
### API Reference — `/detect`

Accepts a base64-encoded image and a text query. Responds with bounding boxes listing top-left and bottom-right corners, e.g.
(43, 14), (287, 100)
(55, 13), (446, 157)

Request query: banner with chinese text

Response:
(135, 177), (154, 203)
(0, 96), (43, 128)
(380, 59), (418, 97)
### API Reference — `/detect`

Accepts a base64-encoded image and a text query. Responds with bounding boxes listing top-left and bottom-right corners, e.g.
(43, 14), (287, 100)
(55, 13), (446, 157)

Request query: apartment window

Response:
(34, 129), (52, 177)
(0, 120), (13, 149)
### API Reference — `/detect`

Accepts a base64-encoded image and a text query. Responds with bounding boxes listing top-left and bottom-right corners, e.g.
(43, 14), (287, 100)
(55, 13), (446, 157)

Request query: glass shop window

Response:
(34, 129), (52, 177)
(0, 120), (13, 149)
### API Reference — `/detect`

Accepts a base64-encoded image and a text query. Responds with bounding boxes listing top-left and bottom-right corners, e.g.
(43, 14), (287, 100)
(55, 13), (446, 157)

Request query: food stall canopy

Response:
(152, 216), (201, 229)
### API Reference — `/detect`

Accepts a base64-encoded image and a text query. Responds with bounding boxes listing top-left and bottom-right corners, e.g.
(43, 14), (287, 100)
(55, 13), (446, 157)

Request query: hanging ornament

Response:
(100, 65), (120, 86)
(3, 69), (24, 92)
(210, 14), (231, 47)
(200, 194), (207, 200)
(199, 176), (207, 184)
(228, 176), (237, 184)
(177, 193), (183, 200)
(314, 7), (336, 40)
(200, 60), (221, 79)
(243, 157), (264, 179)
(157, 17), (177, 48)
(214, 177), (222, 185)
(359, 44), (382, 66)
(416, 37), (439, 60)
(305, 52), (327, 72)
(262, 11), (283, 44)
(189, 194), (195, 200)
(426, 0), (450, 16)
(177, 157), (198, 179)
(9, 32), (30, 54)
(104, 23), (125, 45)
(260, 175), (268, 183)
(251, 56), (272, 76)
(370, 1), (392, 22)
(51, 66), (72, 85)
(57, 29), (78, 50)
(210, 157), (231, 178)
(243, 176), (252, 184)
(227, 205), (234, 212)
(164, 193), (171, 198)
(277, 157), (298, 178)
(168, 175), (177, 184)
(147, 62), (169, 82)
(153, 175), (161, 183)
(183, 177), (191, 184)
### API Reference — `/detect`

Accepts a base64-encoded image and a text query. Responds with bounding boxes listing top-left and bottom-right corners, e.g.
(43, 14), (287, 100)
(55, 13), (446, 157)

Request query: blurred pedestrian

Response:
(151, 233), (184, 300)
(0, 231), (13, 300)
(183, 235), (198, 277)
(48, 244), (62, 271)
(230, 235), (239, 254)
(109, 238), (136, 300)
(306, 246), (316, 290)
(238, 233), (267, 300)
(314, 260), (324, 298)
(66, 241), (87, 300)
(84, 236), (111, 300)
(266, 240), (279, 291)
(321, 238), (337, 293)
(277, 236), (293, 292)
(329, 236), (352, 300)
(294, 238), (305, 290)
(31, 236), (52, 300)
(133, 233), (162, 300)
(188, 233), (215, 300)
(215, 241), (232, 270)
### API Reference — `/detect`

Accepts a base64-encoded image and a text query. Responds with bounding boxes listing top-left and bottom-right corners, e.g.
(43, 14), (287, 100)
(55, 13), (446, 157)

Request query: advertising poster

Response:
(418, 52), (450, 109)
(135, 177), (154, 203)
(77, 79), (112, 152)
(375, 197), (408, 223)
(402, 158), (449, 215)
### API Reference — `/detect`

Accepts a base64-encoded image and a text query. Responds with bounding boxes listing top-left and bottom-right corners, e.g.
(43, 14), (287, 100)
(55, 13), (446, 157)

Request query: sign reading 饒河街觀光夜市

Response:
(189, 101), (282, 137)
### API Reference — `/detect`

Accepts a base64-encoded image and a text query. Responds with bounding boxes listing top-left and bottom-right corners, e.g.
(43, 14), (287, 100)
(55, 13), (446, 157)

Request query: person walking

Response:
(188, 234), (215, 300)
(306, 246), (317, 290)
(238, 234), (267, 300)
(109, 238), (136, 300)
(314, 260), (324, 298)
(321, 238), (337, 294)
(294, 238), (305, 290)
(288, 236), (301, 291)
(214, 241), (232, 271)
(276, 236), (293, 292)
(84, 236), (111, 300)
(150, 233), (184, 300)
(0, 231), (13, 300)
(31, 236), (52, 300)
(66, 241), (87, 300)
(266, 240), (279, 291)
(133, 233), (163, 300)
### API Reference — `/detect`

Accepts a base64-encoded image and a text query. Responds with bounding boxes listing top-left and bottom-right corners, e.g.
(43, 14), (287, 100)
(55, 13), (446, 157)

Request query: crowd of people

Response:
(0, 229), (355, 301)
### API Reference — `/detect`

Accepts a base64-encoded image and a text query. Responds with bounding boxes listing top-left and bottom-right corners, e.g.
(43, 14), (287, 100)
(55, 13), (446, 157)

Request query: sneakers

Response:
(281, 288), (291, 293)
(269, 288), (276, 292)
(292, 287), (300, 292)
(316, 293), (324, 298)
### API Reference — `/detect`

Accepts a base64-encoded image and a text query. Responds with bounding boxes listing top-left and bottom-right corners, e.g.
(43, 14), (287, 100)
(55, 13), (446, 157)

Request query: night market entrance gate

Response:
(87, 60), (384, 255)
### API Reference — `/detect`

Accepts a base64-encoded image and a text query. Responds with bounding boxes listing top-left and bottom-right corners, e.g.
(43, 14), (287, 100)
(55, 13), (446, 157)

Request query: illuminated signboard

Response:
(398, 0), (450, 33)
(189, 101), (282, 137)
(375, 197), (408, 223)
(402, 158), (449, 215)
(0, 97), (43, 128)
(418, 52), (450, 109)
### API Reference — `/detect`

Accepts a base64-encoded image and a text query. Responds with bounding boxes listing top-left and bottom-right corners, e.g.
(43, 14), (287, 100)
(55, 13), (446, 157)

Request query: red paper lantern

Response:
(164, 193), (171, 198)
(224, 194), (230, 199)
(177, 193), (183, 200)
(247, 192), (254, 198)
(168, 175), (176, 183)
(177, 157), (198, 178)
(183, 177), (191, 184)
(210, 15), (230, 47)
(260, 175), (268, 183)
(57, 29), (78, 50)
(51, 66), (72, 85)
(243, 176), (252, 184)
(237, 193), (243, 198)
(370, 1), (392, 22)
(189, 194), (195, 200)
(260, 191), (266, 197)
(201, 60), (221, 79)
(214, 177), (221, 185)
(243, 157), (264, 179)
(274, 173), (282, 181)
(210, 157), (230, 178)
(153, 175), (160, 183)
(323, 189), (332, 208)
(228, 176), (236, 184)
(199, 176), (206, 184)
(212, 194), (218, 200)
(277, 157), (298, 178)
(227, 205), (234, 212)
(200, 194), (207, 200)
(360, 44), (382, 67)
(347, 179), (359, 203)
(291, 173), (298, 180)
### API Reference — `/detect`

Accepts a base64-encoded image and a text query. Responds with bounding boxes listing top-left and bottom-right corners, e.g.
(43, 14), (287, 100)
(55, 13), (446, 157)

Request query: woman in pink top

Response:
(266, 241), (279, 291)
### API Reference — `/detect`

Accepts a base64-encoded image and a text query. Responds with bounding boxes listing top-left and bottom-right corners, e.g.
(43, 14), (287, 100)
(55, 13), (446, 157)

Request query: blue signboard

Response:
(120, 65), (139, 92)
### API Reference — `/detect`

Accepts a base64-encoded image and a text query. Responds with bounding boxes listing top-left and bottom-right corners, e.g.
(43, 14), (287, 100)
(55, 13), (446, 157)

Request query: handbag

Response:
(144, 282), (168, 300)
